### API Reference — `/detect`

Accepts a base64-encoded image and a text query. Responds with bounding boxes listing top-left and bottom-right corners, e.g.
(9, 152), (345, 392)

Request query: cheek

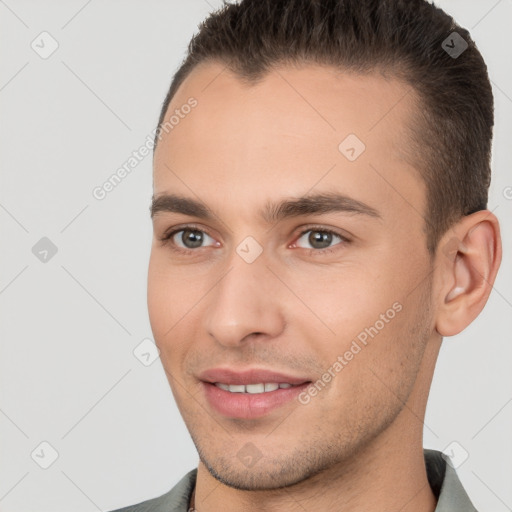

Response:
(146, 253), (188, 348)
(147, 252), (187, 314)
(147, 267), (185, 382)
(147, 253), (209, 363)
(311, 302), (426, 433)
(147, 256), (169, 339)
(289, 262), (400, 344)
(292, 262), (419, 399)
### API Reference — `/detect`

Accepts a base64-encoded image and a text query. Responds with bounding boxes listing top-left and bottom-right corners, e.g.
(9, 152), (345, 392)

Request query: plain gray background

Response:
(1, 0), (511, 510)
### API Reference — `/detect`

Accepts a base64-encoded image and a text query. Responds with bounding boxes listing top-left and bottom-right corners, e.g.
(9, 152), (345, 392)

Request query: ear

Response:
(435, 210), (502, 337)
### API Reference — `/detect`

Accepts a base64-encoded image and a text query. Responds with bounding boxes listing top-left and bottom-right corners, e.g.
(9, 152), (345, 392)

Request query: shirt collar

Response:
(424, 449), (478, 511)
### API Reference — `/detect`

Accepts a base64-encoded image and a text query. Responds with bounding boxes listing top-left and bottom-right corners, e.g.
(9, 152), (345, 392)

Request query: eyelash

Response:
(158, 223), (350, 257)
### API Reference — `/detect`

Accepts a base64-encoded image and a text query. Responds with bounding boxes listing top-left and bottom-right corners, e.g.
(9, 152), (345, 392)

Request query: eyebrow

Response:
(150, 192), (381, 224)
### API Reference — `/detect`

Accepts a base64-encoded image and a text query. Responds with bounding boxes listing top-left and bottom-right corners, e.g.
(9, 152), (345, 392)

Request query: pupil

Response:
(183, 229), (203, 248)
(309, 231), (332, 249)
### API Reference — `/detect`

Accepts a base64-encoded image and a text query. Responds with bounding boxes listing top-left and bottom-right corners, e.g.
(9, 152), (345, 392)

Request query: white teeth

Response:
(214, 382), (296, 393)
(228, 384), (245, 393)
(246, 383), (265, 394)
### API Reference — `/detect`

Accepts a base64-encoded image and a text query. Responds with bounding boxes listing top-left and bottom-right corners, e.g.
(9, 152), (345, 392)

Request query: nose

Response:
(203, 253), (285, 349)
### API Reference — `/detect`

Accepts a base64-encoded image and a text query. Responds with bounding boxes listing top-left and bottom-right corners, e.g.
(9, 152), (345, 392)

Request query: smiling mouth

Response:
(202, 378), (312, 419)
(214, 382), (300, 393)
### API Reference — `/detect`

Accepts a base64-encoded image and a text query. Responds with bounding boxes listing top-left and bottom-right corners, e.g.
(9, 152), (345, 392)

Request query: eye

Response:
(293, 227), (349, 254)
(159, 224), (219, 254)
(158, 224), (350, 257)
(174, 228), (215, 250)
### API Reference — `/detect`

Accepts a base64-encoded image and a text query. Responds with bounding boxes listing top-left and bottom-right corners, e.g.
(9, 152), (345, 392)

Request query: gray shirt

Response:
(110, 449), (477, 511)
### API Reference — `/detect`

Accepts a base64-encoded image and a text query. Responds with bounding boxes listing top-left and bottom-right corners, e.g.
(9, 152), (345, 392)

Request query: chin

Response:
(196, 440), (346, 492)
(202, 459), (315, 491)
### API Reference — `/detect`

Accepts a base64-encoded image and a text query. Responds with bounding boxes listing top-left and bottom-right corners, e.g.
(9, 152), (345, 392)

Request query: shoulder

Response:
(108, 469), (197, 512)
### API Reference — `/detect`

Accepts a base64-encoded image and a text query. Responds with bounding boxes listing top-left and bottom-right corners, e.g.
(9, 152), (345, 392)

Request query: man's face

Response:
(149, 62), (436, 489)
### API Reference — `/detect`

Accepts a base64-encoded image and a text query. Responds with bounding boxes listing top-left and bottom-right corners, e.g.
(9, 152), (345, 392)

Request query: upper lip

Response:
(198, 368), (311, 386)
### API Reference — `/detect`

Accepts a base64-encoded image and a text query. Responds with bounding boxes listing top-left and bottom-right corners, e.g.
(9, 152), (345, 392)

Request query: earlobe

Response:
(435, 211), (502, 337)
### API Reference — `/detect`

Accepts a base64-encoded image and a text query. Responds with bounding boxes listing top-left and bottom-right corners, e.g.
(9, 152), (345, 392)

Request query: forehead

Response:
(153, 61), (425, 225)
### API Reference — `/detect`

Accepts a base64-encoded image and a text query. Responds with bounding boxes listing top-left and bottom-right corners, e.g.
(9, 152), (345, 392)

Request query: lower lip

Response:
(202, 382), (310, 419)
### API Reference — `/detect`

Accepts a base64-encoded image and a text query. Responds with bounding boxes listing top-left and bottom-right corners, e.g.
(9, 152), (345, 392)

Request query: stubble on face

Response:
(180, 277), (434, 491)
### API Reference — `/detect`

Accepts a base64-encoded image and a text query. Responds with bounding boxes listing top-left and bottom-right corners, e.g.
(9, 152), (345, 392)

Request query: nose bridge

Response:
(204, 247), (284, 347)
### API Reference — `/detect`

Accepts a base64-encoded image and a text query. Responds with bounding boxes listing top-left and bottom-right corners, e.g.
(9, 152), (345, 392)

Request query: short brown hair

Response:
(155, 0), (494, 254)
